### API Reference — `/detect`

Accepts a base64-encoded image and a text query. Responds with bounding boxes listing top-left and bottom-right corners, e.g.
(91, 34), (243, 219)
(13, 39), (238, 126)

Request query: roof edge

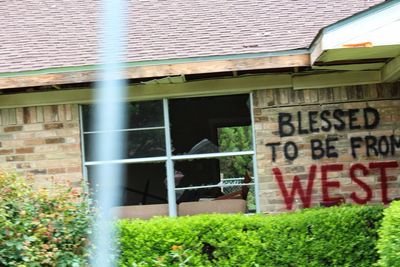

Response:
(324, 0), (400, 34)
(310, 0), (400, 53)
(0, 52), (310, 89)
(0, 49), (308, 79)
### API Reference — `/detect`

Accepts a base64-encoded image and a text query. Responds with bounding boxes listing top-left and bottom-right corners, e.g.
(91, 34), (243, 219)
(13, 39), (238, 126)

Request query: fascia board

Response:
(310, 0), (400, 64)
(324, 1), (400, 49)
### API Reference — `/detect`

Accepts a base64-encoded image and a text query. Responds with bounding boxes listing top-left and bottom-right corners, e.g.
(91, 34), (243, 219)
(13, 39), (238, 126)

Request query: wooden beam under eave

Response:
(0, 54), (310, 90)
(0, 74), (293, 108)
(381, 55), (400, 82)
(292, 70), (381, 90)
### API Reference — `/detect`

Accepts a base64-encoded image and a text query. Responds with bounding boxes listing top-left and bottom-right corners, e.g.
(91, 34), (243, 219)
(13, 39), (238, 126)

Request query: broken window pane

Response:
(173, 155), (255, 213)
(81, 94), (258, 217)
(169, 94), (252, 155)
(218, 126), (252, 152)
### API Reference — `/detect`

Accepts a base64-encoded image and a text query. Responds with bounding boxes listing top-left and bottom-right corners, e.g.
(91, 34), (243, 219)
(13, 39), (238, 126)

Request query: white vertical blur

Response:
(90, 0), (127, 266)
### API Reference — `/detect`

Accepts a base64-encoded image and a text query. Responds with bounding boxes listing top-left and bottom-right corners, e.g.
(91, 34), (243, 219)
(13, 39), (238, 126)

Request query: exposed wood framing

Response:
(0, 54), (310, 90)
(0, 74), (292, 108)
(0, 70), (387, 108)
(381, 55), (400, 82)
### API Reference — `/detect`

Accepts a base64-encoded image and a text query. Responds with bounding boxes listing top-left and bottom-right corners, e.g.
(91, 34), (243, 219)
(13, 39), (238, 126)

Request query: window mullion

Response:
(83, 126), (165, 134)
(79, 105), (90, 193)
(176, 183), (256, 191)
(250, 92), (261, 213)
(84, 156), (168, 166)
(171, 150), (254, 161)
(163, 98), (177, 217)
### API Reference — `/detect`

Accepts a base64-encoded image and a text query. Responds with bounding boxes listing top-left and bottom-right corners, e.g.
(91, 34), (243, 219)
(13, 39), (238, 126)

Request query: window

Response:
(81, 94), (259, 217)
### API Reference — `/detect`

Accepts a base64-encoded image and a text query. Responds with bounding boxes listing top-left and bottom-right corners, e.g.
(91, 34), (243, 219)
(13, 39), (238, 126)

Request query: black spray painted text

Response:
(265, 108), (400, 161)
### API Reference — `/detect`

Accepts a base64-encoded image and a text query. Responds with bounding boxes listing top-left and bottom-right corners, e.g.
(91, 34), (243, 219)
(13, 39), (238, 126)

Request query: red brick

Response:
(3, 126), (23, 132)
(23, 124), (43, 131)
(377, 176), (398, 182)
(44, 123), (63, 130)
(45, 137), (65, 144)
(63, 122), (79, 128)
(29, 169), (47, 175)
(48, 167), (66, 174)
(67, 166), (82, 173)
(25, 154), (46, 161)
(60, 144), (80, 152)
(16, 147), (34, 154)
(0, 149), (13, 155)
(24, 139), (45, 146)
(6, 155), (25, 161)
(16, 163), (31, 169)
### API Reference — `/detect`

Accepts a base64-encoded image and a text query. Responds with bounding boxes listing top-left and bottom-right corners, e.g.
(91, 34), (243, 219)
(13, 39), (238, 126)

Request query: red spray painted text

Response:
(273, 161), (399, 210)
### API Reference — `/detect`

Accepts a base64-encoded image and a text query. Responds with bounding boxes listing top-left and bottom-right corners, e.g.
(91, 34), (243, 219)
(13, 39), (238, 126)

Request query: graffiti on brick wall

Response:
(264, 107), (400, 210)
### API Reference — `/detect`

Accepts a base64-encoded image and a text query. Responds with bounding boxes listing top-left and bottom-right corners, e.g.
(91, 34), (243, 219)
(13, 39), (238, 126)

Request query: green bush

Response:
(377, 201), (400, 267)
(118, 205), (384, 267)
(0, 172), (92, 266)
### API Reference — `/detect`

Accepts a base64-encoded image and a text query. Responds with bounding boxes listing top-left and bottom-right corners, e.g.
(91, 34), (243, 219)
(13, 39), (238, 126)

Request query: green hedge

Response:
(118, 205), (383, 267)
(377, 201), (400, 267)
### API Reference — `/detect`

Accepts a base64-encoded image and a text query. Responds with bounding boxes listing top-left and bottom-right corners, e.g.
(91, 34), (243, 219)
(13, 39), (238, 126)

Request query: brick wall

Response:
(253, 83), (400, 213)
(0, 104), (83, 188)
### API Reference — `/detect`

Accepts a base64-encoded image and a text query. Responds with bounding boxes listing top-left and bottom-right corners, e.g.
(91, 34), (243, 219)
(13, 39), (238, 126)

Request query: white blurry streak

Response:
(91, 0), (127, 266)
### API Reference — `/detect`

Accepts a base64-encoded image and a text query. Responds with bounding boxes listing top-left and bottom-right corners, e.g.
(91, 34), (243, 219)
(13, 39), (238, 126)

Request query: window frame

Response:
(79, 93), (260, 216)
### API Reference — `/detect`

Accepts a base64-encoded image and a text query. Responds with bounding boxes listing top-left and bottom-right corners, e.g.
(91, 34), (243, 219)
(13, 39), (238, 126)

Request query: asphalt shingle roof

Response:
(0, 0), (384, 73)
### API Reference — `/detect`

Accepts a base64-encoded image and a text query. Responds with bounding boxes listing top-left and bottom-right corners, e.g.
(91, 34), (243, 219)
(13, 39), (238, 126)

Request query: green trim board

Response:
(0, 71), (385, 108)
(312, 63), (385, 71)
(0, 74), (292, 108)
(316, 45), (400, 63)
(382, 55), (400, 82)
(292, 70), (381, 90)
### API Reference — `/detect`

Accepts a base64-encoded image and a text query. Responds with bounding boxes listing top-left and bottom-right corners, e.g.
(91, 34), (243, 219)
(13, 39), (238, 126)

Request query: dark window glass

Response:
(84, 129), (165, 161)
(87, 162), (167, 206)
(82, 100), (163, 132)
